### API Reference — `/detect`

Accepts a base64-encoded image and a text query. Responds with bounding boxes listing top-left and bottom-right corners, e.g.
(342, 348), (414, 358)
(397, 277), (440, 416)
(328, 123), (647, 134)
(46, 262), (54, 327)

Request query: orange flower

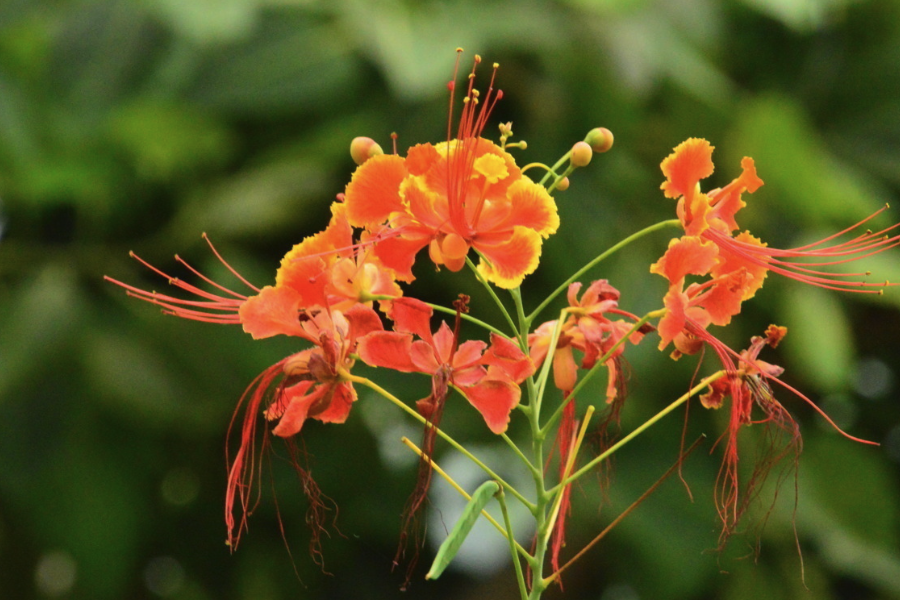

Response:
(654, 138), (899, 351)
(343, 54), (559, 289)
(240, 203), (401, 339)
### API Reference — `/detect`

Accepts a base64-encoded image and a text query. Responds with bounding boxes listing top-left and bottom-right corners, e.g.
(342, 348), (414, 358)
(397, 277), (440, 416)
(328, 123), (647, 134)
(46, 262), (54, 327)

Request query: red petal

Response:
(391, 297), (435, 345)
(483, 333), (534, 383)
(315, 381), (356, 423)
(461, 376), (521, 434)
(271, 383), (327, 437)
(356, 331), (419, 372)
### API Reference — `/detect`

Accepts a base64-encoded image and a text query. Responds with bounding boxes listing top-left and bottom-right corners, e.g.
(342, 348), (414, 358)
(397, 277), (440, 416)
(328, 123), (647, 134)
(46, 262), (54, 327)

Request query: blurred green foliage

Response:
(1, 0), (899, 599)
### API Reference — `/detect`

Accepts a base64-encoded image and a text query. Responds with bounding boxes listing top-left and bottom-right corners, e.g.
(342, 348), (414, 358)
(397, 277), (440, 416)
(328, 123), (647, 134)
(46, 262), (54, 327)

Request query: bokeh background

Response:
(2, 0), (900, 598)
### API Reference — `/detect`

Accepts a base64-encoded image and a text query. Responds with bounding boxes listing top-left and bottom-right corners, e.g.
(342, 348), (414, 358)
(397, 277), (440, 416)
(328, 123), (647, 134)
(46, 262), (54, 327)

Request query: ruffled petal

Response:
(503, 179), (560, 237)
(658, 285), (688, 350)
(405, 143), (441, 176)
(650, 235), (718, 283)
(710, 231), (769, 300)
(344, 154), (408, 227)
(475, 226), (542, 289)
(660, 138), (714, 199)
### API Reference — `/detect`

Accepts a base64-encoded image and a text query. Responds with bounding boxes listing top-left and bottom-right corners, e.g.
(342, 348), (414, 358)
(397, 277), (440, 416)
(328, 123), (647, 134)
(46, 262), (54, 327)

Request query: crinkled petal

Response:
(658, 285), (688, 350)
(710, 231), (769, 300)
(660, 138), (714, 199)
(504, 179), (560, 237)
(405, 143), (441, 176)
(650, 235), (718, 283)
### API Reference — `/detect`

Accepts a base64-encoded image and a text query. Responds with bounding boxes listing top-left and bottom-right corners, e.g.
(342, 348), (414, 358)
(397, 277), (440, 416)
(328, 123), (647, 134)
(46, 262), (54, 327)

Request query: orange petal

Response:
(650, 235), (718, 283)
(660, 138), (714, 199)
(239, 286), (311, 340)
(344, 154), (408, 227)
(405, 143), (440, 176)
(475, 226), (542, 289)
(504, 179), (560, 238)
(658, 285), (688, 350)
(710, 231), (769, 300)
(483, 333), (535, 383)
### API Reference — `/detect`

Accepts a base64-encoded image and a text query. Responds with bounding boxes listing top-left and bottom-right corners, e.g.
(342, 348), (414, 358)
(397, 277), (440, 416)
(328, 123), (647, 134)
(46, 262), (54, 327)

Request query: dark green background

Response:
(1, 0), (899, 598)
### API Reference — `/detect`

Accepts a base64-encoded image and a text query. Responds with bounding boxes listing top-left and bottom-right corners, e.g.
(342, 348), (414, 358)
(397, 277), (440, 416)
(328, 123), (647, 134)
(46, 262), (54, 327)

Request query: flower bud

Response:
(350, 137), (384, 165)
(498, 122), (513, 137)
(570, 142), (593, 167)
(555, 176), (570, 191)
(584, 127), (614, 153)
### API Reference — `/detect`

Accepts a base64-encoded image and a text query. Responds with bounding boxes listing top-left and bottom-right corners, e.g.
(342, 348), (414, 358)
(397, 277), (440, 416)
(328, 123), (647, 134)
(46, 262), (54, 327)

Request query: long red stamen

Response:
(105, 244), (253, 323)
(704, 220), (900, 292)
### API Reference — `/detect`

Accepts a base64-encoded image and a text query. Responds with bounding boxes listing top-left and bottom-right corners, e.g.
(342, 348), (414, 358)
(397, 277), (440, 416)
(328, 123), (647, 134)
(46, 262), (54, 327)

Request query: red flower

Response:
(356, 296), (532, 433)
(226, 303), (383, 547)
(529, 280), (648, 402)
(342, 54), (559, 289)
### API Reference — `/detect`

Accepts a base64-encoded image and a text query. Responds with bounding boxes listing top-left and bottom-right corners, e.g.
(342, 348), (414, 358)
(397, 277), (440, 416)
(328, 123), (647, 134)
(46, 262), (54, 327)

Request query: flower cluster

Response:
(106, 50), (897, 597)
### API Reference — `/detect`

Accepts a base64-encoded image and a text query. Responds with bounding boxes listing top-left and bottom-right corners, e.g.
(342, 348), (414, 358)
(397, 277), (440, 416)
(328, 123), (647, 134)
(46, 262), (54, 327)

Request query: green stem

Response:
(502, 432), (540, 477)
(426, 302), (507, 337)
(548, 371), (726, 495)
(532, 309), (570, 418)
(540, 309), (665, 438)
(527, 219), (681, 324)
(466, 256), (519, 338)
(545, 164), (575, 194)
(539, 150), (573, 187)
(510, 287), (551, 600)
(348, 374), (536, 512)
(497, 486), (529, 600)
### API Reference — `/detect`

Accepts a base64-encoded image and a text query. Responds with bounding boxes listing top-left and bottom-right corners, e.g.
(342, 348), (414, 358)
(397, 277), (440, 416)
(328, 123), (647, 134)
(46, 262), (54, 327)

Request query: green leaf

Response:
(425, 480), (499, 581)
(781, 284), (853, 391)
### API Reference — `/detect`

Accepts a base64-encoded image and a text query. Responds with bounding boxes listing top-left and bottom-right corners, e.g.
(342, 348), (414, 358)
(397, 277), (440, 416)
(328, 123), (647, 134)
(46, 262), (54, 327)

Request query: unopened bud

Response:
(350, 137), (384, 165)
(584, 127), (614, 153)
(499, 122), (513, 137)
(555, 176), (570, 191)
(570, 142), (593, 167)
